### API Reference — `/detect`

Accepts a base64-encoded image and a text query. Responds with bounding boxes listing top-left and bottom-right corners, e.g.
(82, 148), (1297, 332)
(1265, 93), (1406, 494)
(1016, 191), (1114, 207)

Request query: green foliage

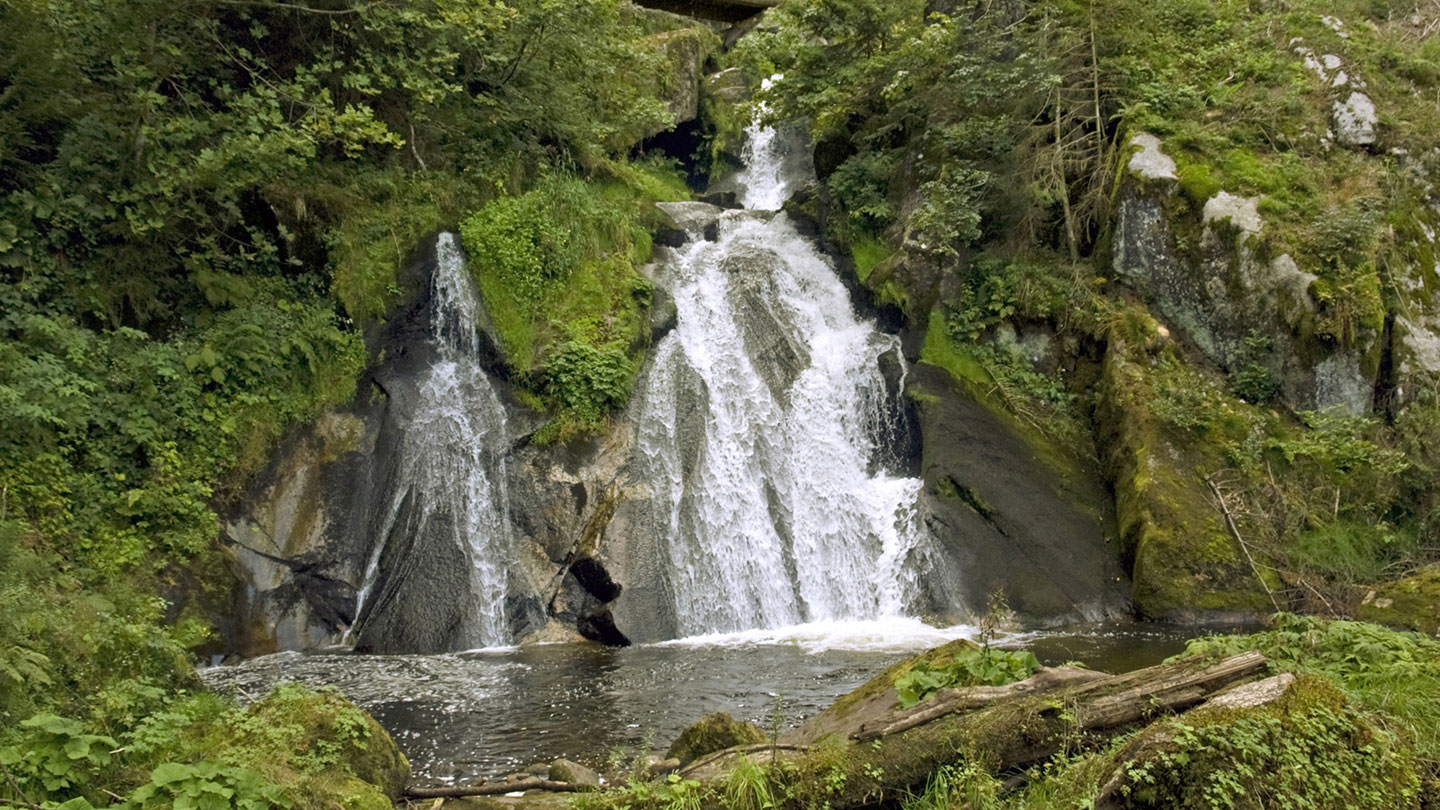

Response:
(123, 762), (291, 810)
(0, 714), (117, 796)
(894, 648), (1041, 709)
(1228, 331), (1280, 404)
(1179, 615), (1440, 768)
(461, 161), (683, 438)
(1118, 684), (1419, 809)
(2, 684), (403, 810)
(546, 342), (635, 423)
(1, 1), (694, 806)
(573, 773), (709, 810)
(725, 756), (779, 810)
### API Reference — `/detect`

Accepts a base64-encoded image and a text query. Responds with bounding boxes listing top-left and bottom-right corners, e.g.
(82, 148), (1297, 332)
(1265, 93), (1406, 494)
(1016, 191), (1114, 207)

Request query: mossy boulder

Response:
(666, 712), (766, 765)
(1357, 566), (1440, 636)
(235, 685), (411, 803)
(1095, 340), (1273, 621)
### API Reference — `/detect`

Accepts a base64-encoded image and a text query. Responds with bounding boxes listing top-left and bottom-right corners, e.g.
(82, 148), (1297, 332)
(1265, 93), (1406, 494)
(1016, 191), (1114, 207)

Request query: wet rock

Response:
(667, 713), (767, 765)
(654, 227), (689, 248)
(907, 364), (1130, 622)
(570, 556), (622, 603)
(1113, 170), (1381, 414)
(548, 759), (601, 788)
(705, 67), (750, 104)
(1332, 91), (1377, 147)
(722, 243), (811, 399)
(698, 190), (740, 209)
(657, 201), (725, 234)
(577, 608), (630, 647)
(650, 286), (679, 341)
(649, 30), (703, 129)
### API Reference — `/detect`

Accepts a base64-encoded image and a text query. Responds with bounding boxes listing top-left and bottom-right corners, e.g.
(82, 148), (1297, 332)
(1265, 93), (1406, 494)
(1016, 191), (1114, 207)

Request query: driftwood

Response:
(404, 780), (587, 799)
(852, 665), (1108, 741)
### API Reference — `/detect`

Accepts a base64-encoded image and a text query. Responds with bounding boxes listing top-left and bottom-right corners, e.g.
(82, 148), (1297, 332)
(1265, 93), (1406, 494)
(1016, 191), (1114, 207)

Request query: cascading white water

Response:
(634, 121), (941, 638)
(353, 233), (514, 648)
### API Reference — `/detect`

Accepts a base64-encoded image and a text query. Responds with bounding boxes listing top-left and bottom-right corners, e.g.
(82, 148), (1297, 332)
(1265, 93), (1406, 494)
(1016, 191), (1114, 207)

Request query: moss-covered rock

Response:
(232, 685), (411, 803)
(1357, 566), (1440, 636)
(667, 713), (766, 765)
(1095, 340), (1273, 621)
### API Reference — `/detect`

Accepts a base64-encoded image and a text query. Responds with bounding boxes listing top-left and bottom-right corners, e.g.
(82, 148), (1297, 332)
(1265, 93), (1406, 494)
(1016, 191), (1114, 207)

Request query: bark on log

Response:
(679, 744), (811, 781)
(404, 780), (586, 799)
(852, 666), (1108, 741)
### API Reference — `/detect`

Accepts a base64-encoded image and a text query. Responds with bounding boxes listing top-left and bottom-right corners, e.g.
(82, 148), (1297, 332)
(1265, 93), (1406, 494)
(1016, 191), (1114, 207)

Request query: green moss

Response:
(851, 236), (893, 283)
(1109, 675), (1419, 809)
(460, 159), (687, 437)
(1096, 341), (1273, 619)
(323, 169), (485, 324)
(1358, 565), (1440, 636)
(666, 713), (766, 765)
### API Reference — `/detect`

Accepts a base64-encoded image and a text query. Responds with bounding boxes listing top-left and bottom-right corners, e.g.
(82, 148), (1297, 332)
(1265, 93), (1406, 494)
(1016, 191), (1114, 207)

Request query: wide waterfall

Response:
(630, 123), (943, 638)
(352, 233), (516, 651)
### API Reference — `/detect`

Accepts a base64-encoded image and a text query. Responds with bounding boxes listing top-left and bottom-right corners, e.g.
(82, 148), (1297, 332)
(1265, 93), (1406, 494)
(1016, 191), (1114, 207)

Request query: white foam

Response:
(653, 618), (1001, 655)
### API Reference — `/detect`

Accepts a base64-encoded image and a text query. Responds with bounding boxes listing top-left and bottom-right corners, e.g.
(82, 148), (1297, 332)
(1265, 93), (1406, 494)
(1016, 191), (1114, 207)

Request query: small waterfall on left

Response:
(351, 233), (516, 652)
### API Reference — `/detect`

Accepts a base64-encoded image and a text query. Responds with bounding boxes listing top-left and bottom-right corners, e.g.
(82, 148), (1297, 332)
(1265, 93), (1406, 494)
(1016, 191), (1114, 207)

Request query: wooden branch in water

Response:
(404, 780), (586, 799)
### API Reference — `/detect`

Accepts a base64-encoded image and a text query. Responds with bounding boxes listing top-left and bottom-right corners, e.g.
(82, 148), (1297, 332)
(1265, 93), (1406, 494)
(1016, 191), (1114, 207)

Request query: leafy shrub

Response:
(123, 762), (291, 810)
(0, 714), (117, 797)
(894, 648), (1041, 708)
(545, 341), (635, 425)
(1228, 331), (1280, 404)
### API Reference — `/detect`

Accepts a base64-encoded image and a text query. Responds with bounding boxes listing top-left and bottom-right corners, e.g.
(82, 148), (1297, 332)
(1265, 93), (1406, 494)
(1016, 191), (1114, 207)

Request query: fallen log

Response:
(404, 780), (586, 799)
(852, 665), (1108, 741)
(679, 651), (1271, 810)
(679, 744), (811, 781)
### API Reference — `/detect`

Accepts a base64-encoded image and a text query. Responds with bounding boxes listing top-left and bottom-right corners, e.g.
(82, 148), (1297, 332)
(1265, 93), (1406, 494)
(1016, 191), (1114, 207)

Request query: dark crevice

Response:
(1373, 310), (1398, 423)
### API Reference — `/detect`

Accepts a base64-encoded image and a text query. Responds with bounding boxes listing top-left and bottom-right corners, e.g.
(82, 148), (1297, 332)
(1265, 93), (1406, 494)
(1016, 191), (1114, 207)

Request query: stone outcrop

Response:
(1113, 132), (1380, 414)
(906, 363), (1131, 623)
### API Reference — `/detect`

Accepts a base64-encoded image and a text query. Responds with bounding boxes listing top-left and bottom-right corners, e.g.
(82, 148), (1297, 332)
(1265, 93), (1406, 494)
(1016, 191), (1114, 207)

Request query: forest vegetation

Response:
(1, 0), (1438, 807)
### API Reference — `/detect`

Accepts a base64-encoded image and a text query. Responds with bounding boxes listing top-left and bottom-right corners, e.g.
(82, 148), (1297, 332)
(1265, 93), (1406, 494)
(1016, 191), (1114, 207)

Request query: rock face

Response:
(225, 412), (378, 654)
(647, 29), (706, 135)
(1113, 132), (1380, 414)
(907, 364), (1131, 622)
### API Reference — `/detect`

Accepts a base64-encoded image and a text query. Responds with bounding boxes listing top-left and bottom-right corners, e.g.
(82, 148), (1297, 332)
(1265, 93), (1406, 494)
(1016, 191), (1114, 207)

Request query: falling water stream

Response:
(351, 232), (515, 650)
(633, 121), (938, 636)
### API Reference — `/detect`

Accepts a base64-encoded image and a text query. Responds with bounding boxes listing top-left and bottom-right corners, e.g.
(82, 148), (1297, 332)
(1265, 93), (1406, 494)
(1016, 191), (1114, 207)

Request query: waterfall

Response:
(353, 233), (515, 650)
(632, 121), (941, 638)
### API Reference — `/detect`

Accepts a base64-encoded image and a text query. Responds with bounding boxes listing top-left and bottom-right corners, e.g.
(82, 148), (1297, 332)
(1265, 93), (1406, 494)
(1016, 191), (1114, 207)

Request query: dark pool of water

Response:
(201, 621), (1204, 786)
